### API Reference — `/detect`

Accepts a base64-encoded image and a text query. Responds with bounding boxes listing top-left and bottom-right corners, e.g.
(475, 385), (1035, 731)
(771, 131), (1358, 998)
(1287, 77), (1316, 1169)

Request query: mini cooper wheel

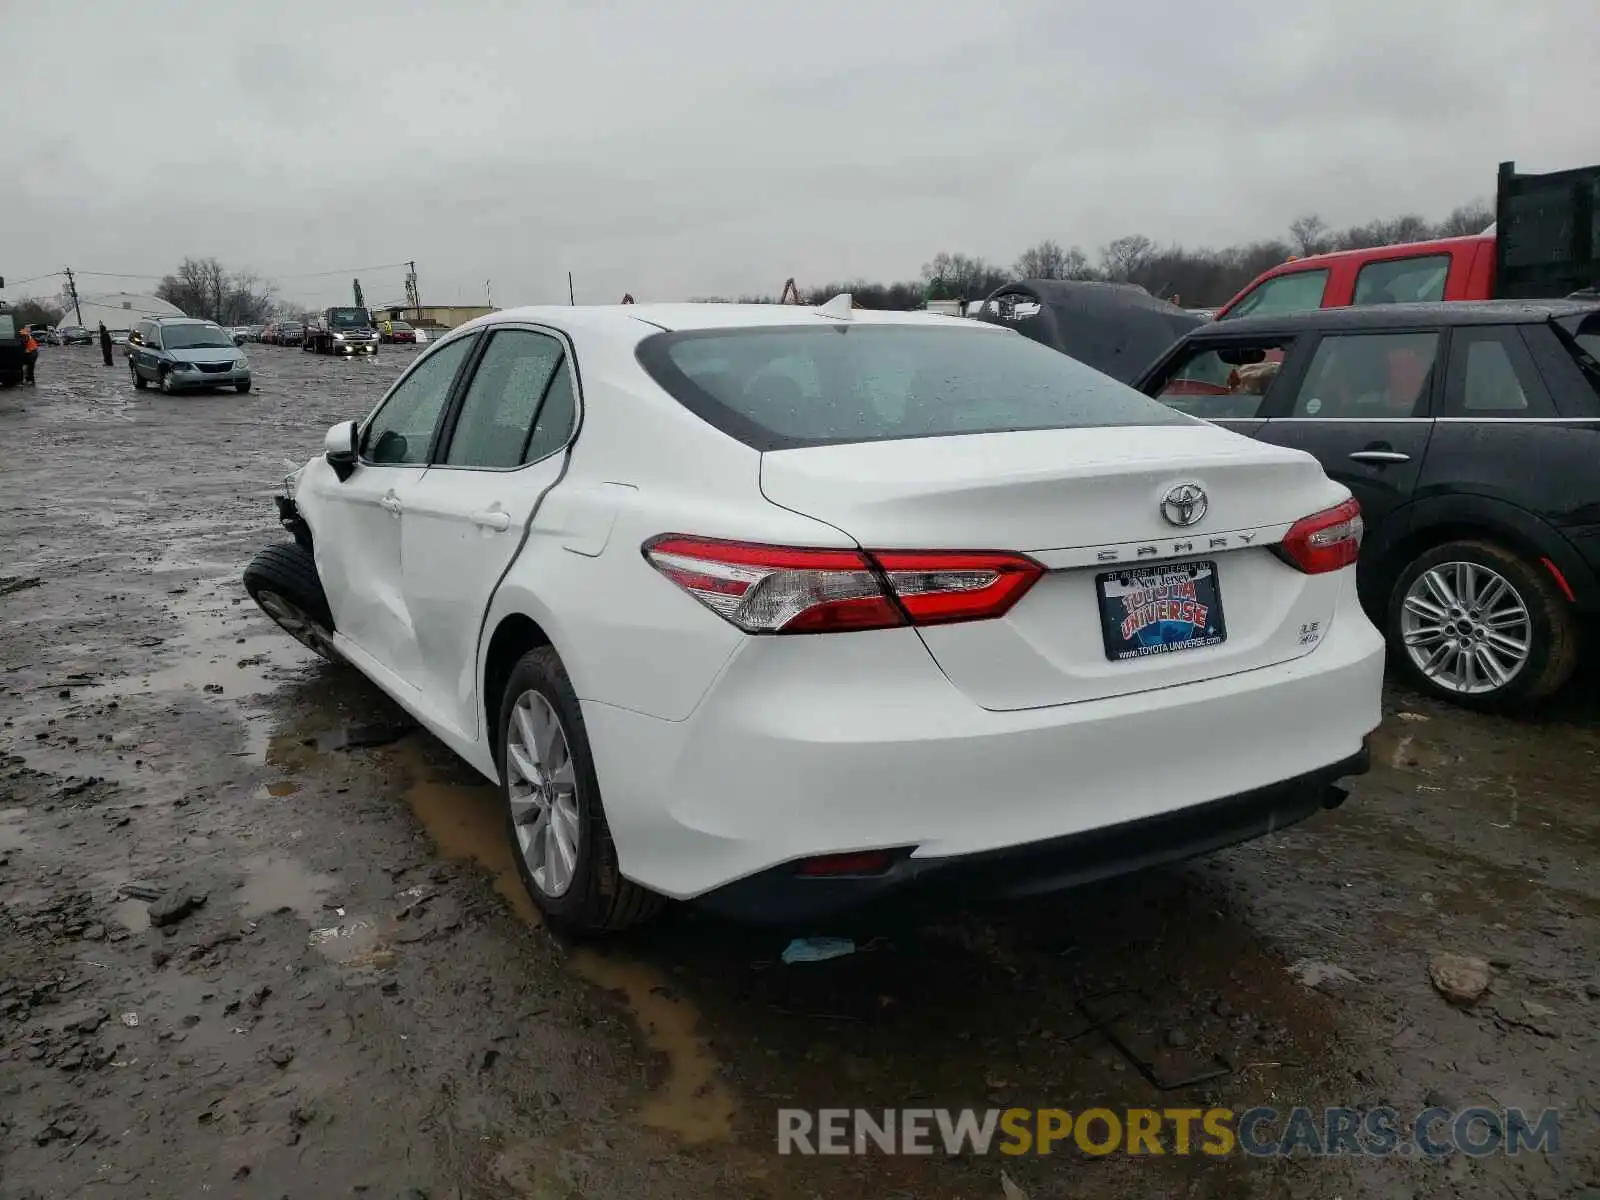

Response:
(497, 646), (663, 934)
(1387, 539), (1577, 710)
(243, 542), (340, 663)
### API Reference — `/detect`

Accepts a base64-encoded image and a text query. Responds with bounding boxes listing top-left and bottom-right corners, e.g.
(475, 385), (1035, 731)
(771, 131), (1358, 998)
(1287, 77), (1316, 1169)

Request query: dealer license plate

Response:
(1096, 561), (1227, 662)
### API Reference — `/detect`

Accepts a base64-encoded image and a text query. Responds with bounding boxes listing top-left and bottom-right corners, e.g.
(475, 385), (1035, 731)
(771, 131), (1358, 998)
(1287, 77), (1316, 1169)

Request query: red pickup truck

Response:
(1216, 160), (1599, 321)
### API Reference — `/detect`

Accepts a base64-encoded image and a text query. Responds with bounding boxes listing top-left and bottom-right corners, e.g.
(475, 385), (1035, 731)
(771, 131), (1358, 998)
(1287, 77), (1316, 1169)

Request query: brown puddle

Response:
(395, 737), (737, 1144)
(571, 949), (738, 1144)
(398, 742), (539, 926)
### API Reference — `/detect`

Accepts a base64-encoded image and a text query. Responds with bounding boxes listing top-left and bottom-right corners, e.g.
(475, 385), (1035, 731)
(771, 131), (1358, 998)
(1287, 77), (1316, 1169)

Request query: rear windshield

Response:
(636, 325), (1193, 450)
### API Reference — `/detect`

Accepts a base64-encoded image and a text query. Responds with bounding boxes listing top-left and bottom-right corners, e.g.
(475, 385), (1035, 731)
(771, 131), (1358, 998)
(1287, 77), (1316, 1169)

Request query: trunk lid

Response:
(759, 424), (1351, 710)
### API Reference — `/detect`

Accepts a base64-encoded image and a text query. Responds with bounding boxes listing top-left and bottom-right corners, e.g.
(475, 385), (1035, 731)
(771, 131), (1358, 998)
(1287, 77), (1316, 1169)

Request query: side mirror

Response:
(324, 420), (358, 481)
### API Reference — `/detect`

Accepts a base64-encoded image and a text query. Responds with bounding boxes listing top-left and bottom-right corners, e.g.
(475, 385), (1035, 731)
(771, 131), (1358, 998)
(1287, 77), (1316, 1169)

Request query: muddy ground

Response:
(1, 343), (1597, 1200)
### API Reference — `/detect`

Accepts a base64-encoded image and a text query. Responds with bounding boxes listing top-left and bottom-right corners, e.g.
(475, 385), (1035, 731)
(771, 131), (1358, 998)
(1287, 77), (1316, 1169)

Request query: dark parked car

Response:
(0, 311), (24, 386)
(278, 321), (305, 347)
(1137, 299), (1600, 710)
(54, 325), (94, 346)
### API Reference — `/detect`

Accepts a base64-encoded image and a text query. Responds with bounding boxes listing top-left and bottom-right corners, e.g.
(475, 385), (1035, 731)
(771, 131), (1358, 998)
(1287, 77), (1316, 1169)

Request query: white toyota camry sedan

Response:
(245, 298), (1385, 933)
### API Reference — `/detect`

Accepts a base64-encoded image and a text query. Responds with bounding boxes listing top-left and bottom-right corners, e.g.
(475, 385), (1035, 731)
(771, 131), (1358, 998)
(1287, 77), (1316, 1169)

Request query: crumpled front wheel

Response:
(243, 542), (341, 663)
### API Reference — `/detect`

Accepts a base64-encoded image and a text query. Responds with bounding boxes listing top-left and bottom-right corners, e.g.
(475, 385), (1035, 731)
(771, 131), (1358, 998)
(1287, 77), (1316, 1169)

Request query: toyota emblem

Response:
(1161, 483), (1208, 527)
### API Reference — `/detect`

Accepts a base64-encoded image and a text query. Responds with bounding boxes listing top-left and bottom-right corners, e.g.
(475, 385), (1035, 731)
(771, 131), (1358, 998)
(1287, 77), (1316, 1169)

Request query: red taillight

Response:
(796, 851), (896, 876)
(642, 536), (1043, 634)
(1276, 498), (1363, 574)
(873, 550), (1044, 626)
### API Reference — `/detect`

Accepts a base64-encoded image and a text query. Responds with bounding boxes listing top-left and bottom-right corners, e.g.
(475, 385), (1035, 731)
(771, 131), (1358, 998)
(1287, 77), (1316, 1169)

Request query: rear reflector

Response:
(643, 536), (1043, 634)
(1275, 498), (1363, 574)
(796, 851), (895, 876)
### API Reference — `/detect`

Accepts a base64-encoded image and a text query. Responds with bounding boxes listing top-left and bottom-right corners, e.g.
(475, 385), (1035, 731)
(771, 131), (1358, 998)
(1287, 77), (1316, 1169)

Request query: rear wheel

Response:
(243, 542), (340, 662)
(1387, 539), (1577, 710)
(498, 646), (664, 935)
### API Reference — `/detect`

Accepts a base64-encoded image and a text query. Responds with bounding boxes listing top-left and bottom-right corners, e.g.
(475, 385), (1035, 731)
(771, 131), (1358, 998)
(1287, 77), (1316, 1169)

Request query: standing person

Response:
(98, 322), (113, 366)
(20, 326), (39, 385)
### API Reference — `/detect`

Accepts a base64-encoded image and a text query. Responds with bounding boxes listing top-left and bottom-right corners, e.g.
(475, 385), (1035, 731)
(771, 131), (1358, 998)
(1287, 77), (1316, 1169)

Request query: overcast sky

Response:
(3, 0), (1596, 310)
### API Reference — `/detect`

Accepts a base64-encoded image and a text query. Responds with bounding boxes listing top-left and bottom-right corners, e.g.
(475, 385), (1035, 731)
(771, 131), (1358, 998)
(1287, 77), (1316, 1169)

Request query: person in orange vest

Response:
(20, 326), (39, 385)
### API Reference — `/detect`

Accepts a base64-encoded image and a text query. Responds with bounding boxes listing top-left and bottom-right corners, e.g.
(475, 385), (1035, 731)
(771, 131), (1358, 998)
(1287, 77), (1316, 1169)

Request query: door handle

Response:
(470, 509), (511, 532)
(1348, 450), (1411, 464)
(379, 493), (402, 515)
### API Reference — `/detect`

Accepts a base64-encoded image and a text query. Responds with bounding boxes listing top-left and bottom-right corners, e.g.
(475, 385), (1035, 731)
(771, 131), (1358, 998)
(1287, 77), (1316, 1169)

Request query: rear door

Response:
(1253, 327), (1442, 535)
(401, 326), (579, 738)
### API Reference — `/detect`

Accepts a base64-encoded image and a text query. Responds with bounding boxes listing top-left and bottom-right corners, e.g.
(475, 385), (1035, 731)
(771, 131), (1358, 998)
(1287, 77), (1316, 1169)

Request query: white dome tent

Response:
(67, 292), (185, 333)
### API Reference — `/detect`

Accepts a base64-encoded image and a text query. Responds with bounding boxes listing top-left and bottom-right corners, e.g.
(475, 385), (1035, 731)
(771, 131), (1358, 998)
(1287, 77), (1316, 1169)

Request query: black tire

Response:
(1387, 538), (1578, 710)
(497, 646), (664, 935)
(131, 364), (147, 390)
(235, 380), (251, 394)
(158, 367), (175, 395)
(242, 542), (340, 662)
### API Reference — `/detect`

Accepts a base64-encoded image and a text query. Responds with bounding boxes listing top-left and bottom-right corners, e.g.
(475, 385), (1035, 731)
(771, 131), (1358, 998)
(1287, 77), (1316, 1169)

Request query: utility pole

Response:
(64, 267), (83, 325)
(404, 260), (420, 312)
(568, 272), (575, 306)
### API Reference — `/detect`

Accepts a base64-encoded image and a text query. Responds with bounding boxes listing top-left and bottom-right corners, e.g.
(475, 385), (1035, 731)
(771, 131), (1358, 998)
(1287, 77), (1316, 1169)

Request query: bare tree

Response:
(9, 297), (64, 329)
(1098, 235), (1154, 282)
(921, 252), (1008, 300)
(1434, 200), (1495, 237)
(156, 257), (276, 324)
(1014, 240), (1094, 281)
(1289, 215), (1330, 256)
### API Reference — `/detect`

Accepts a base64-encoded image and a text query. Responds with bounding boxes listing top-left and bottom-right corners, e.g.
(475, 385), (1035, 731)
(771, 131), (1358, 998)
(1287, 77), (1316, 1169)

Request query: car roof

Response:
(453, 302), (994, 339)
(1195, 299), (1600, 338)
(153, 316), (219, 325)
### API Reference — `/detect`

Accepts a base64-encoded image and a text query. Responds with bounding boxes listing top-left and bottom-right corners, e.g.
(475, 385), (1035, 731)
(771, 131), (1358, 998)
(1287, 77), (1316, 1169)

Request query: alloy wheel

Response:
(505, 689), (581, 898)
(1399, 561), (1532, 695)
(255, 588), (338, 661)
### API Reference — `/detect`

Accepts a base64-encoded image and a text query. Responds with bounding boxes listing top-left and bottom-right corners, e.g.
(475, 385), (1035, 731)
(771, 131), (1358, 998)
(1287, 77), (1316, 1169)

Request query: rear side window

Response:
(444, 329), (566, 469)
(636, 325), (1192, 450)
(0, 315), (14, 338)
(1353, 255), (1450, 306)
(1289, 331), (1441, 419)
(1222, 269), (1329, 320)
(1442, 327), (1552, 417)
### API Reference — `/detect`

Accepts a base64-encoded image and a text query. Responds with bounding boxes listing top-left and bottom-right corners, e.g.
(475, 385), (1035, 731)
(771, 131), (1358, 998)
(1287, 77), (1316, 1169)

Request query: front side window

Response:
(1353, 255), (1450, 306)
(1223, 269), (1329, 320)
(637, 325), (1192, 450)
(444, 330), (567, 469)
(1151, 340), (1293, 419)
(362, 334), (477, 465)
(1289, 332), (1441, 419)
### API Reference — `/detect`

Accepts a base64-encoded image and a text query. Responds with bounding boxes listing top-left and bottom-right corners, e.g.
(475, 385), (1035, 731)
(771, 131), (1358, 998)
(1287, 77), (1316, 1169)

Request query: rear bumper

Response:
(581, 586), (1385, 910)
(697, 746), (1368, 923)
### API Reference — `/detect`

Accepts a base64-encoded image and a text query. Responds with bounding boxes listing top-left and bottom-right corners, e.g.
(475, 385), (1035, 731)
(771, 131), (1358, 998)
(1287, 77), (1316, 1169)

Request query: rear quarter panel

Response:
(482, 332), (864, 723)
